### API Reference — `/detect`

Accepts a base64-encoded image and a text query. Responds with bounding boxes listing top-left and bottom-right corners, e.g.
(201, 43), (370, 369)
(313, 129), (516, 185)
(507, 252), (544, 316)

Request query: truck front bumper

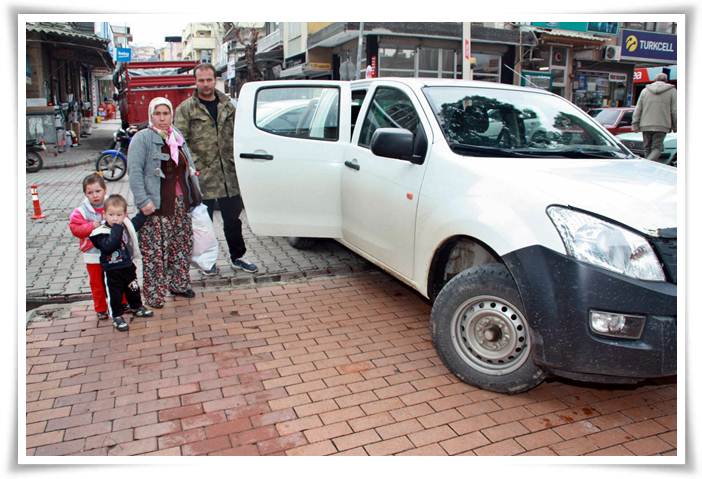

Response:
(503, 245), (677, 383)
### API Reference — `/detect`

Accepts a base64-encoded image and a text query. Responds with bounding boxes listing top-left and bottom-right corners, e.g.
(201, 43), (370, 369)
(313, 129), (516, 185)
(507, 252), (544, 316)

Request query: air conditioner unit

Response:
(603, 45), (621, 61)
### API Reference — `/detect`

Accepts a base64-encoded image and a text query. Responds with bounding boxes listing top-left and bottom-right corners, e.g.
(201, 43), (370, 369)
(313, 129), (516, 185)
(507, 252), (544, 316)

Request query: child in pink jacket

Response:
(69, 173), (111, 319)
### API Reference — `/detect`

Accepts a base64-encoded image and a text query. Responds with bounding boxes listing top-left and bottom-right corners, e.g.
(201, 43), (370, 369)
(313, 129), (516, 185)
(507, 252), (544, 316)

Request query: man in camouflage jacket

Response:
(175, 63), (258, 275)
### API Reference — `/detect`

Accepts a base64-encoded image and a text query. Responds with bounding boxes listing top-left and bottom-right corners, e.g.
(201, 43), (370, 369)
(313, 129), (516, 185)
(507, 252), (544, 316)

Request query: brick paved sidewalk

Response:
(25, 273), (677, 457)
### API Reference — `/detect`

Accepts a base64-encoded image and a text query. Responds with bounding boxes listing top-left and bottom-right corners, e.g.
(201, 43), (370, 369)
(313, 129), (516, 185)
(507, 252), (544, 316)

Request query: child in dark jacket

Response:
(90, 194), (152, 331)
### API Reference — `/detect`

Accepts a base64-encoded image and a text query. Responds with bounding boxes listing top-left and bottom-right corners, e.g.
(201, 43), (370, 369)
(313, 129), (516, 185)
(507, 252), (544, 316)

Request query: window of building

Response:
(379, 46), (457, 79)
(418, 47), (440, 76)
(623, 22), (676, 34)
(358, 87), (420, 148)
(657, 22), (676, 34)
(378, 47), (416, 75)
(549, 46), (568, 96)
(441, 50), (457, 78)
(472, 53), (501, 82)
(573, 70), (628, 111)
(288, 22), (302, 40)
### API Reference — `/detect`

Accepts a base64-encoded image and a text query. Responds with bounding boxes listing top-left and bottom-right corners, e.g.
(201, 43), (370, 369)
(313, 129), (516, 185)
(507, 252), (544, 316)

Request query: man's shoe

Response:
(171, 289), (196, 299)
(133, 306), (154, 318)
(112, 316), (129, 332)
(200, 264), (219, 277)
(97, 312), (109, 321)
(231, 258), (258, 273)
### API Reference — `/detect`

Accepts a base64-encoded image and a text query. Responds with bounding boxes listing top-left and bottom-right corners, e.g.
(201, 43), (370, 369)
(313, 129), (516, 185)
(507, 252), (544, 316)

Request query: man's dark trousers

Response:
(203, 195), (246, 261)
(642, 131), (667, 162)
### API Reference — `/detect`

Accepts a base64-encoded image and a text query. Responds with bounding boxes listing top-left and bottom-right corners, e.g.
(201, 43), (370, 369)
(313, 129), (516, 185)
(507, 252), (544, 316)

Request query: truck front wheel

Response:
(431, 264), (546, 394)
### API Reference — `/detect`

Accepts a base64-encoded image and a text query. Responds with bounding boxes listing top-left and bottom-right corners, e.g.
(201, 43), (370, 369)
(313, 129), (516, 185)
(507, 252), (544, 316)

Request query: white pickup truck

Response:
(233, 78), (677, 394)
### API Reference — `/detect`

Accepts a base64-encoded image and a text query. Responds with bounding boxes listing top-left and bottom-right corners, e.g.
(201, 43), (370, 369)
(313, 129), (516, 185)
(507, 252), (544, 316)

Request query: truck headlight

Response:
(547, 206), (665, 281)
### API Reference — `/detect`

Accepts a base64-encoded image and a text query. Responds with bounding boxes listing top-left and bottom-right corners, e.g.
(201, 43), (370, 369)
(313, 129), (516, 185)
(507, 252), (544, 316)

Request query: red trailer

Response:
(113, 61), (199, 127)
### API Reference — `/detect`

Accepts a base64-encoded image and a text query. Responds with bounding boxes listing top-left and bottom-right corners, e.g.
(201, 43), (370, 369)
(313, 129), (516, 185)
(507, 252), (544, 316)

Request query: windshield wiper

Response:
(513, 147), (633, 159)
(448, 143), (541, 158)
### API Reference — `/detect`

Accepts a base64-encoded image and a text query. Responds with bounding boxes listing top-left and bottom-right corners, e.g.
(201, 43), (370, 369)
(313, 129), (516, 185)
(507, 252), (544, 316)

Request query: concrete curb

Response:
(25, 263), (377, 305)
(42, 156), (96, 170)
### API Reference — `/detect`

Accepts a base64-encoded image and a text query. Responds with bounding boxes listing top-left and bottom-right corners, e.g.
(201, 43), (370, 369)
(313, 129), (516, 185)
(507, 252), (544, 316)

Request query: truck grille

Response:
(650, 236), (677, 284)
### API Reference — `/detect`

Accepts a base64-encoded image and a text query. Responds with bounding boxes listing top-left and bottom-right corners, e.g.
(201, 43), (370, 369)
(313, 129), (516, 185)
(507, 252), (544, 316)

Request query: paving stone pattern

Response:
(26, 163), (373, 302)
(25, 274), (678, 457)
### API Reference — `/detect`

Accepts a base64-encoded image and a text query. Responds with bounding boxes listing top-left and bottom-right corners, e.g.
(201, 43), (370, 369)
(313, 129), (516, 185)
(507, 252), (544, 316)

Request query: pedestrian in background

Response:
(175, 63), (258, 277)
(632, 72), (677, 162)
(128, 97), (202, 309)
(90, 194), (153, 331)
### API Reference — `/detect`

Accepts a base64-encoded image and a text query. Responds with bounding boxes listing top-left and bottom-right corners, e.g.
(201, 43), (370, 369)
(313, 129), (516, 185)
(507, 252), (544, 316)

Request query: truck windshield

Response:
(423, 86), (632, 159)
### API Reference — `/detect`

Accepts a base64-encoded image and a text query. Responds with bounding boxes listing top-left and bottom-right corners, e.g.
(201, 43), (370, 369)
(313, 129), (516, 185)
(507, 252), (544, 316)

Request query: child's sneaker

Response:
(133, 306), (153, 318)
(97, 312), (109, 321)
(112, 316), (129, 331)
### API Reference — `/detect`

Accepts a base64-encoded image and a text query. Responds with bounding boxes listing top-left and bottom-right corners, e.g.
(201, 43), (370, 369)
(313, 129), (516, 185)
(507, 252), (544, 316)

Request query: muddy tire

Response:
(287, 237), (317, 250)
(431, 263), (546, 394)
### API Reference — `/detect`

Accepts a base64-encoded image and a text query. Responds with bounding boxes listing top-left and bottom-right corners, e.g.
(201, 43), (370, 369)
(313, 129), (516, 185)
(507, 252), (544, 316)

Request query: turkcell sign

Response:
(116, 47), (132, 62)
(620, 29), (676, 62)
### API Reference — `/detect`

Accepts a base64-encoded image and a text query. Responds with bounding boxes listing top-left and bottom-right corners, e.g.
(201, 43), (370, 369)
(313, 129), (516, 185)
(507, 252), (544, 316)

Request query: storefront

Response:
(529, 26), (612, 104)
(633, 64), (677, 102)
(620, 29), (677, 103)
(572, 65), (633, 111)
(25, 23), (113, 145)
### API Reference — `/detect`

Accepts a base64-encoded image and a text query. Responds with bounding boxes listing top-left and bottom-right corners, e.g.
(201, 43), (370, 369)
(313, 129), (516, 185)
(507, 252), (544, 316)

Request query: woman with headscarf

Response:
(127, 97), (202, 309)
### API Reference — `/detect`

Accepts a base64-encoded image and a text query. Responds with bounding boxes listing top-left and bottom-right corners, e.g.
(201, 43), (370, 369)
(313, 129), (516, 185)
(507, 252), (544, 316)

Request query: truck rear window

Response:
(255, 86), (340, 141)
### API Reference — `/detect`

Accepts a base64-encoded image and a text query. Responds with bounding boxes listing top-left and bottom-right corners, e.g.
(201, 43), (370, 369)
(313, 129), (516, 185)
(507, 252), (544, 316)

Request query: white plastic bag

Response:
(190, 204), (218, 270)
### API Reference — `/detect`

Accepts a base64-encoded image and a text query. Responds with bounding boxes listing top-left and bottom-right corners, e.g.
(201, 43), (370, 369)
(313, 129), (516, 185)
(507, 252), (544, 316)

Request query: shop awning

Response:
(279, 63), (331, 79)
(234, 49), (284, 72)
(26, 22), (114, 69)
(532, 27), (610, 47)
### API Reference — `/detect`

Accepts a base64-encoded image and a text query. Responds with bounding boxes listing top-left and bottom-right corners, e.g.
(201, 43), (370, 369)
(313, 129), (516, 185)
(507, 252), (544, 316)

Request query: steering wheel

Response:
(527, 129), (550, 147)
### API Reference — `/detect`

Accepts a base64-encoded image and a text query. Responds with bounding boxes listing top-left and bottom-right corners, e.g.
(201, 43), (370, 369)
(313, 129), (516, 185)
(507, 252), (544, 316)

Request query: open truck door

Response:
(234, 81), (350, 238)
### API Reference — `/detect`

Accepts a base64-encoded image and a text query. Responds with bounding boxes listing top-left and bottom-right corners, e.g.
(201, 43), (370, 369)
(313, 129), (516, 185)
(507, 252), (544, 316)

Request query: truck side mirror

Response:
(370, 128), (415, 162)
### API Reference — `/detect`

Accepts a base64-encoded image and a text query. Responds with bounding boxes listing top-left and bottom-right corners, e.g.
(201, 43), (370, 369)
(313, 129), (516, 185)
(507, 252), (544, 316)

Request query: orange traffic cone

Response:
(30, 184), (46, 219)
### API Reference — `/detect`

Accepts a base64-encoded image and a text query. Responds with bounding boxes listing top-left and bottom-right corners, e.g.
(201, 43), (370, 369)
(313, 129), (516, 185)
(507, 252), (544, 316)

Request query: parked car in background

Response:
(617, 131), (677, 167)
(234, 78), (677, 394)
(592, 107), (636, 135)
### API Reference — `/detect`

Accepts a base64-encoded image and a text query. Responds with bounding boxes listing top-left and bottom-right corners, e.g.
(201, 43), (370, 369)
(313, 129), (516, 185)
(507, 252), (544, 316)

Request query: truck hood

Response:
(485, 158), (677, 235)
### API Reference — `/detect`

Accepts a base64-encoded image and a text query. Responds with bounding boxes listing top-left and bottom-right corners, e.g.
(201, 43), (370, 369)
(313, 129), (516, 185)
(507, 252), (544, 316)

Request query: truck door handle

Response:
(344, 160), (360, 171)
(240, 153), (274, 160)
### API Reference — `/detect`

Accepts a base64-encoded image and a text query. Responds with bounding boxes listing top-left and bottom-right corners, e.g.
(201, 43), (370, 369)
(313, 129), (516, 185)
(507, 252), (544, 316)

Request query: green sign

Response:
(521, 70), (552, 90)
(531, 22), (619, 35)
(531, 22), (589, 32)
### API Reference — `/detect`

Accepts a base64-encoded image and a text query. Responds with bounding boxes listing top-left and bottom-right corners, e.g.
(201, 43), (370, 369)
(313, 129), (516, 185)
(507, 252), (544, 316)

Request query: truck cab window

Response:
(358, 87), (420, 148)
(255, 86), (340, 141)
(351, 89), (368, 135)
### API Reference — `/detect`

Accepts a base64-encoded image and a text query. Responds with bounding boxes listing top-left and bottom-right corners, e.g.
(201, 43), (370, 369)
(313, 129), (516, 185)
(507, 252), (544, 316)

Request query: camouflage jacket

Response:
(174, 89), (239, 199)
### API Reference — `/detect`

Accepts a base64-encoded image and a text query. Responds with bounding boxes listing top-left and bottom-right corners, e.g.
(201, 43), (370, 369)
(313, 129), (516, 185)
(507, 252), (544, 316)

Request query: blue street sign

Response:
(116, 47), (132, 62)
(620, 30), (676, 63)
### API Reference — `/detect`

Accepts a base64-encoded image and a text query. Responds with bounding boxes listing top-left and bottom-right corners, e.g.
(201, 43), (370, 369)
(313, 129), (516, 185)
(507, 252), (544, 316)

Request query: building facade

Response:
(182, 23), (228, 64)
(26, 22), (114, 145)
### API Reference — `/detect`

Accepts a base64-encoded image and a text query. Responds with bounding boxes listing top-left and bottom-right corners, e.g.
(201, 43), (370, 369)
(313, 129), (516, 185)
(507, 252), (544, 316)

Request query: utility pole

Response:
(355, 22), (364, 80)
(462, 22), (472, 80)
